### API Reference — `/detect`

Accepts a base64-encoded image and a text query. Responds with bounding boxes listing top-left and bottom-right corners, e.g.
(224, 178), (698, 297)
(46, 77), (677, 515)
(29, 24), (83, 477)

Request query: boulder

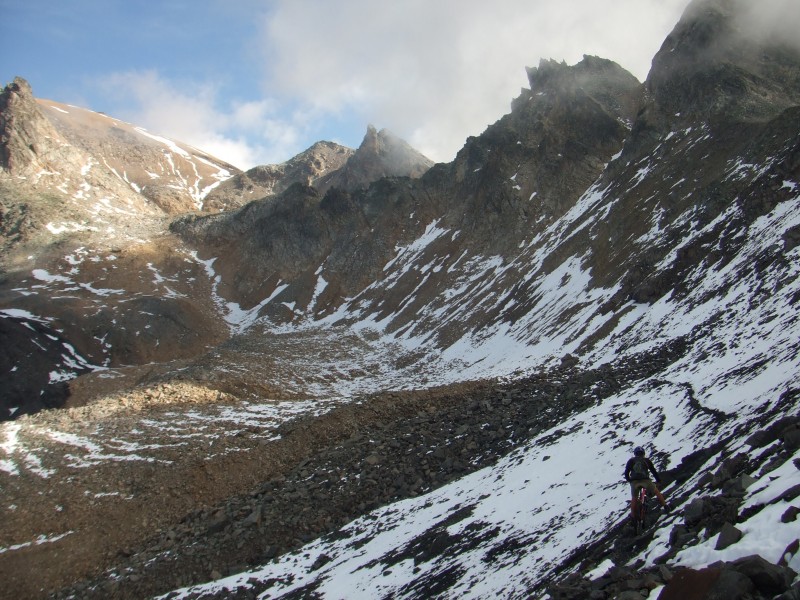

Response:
(242, 505), (262, 527)
(607, 565), (634, 581)
(711, 456), (750, 489)
(658, 565), (674, 582)
(745, 417), (800, 449)
(683, 498), (705, 526)
(696, 471), (714, 488)
(781, 506), (800, 523)
(669, 524), (694, 548)
(776, 582), (800, 600)
(714, 522), (743, 550)
(701, 496), (742, 535)
(779, 539), (799, 568)
(657, 566), (754, 600)
(710, 568), (759, 600)
(722, 474), (756, 495)
(782, 425), (800, 451)
(710, 467), (731, 489)
(745, 429), (768, 448)
(781, 484), (800, 503)
(720, 453), (748, 477)
(731, 554), (796, 595)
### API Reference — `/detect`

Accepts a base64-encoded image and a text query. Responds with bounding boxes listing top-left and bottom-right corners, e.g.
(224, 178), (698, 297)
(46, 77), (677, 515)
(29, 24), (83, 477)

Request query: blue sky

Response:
(1, 0), (691, 169)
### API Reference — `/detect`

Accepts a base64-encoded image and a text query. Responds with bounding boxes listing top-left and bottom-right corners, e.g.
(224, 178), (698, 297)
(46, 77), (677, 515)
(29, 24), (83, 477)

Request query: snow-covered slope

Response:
(165, 380), (799, 598)
(37, 98), (238, 213)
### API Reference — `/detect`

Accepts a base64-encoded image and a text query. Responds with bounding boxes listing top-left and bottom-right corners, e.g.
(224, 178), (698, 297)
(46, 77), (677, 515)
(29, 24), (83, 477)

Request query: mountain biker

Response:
(624, 446), (669, 519)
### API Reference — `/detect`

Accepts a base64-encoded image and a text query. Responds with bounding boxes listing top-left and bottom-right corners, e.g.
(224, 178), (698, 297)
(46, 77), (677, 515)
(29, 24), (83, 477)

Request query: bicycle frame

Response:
(633, 485), (648, 534)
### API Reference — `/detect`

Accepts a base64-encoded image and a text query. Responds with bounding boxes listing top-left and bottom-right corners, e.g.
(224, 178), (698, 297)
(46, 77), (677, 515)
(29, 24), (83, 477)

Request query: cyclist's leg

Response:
(646, 480), (667, 507)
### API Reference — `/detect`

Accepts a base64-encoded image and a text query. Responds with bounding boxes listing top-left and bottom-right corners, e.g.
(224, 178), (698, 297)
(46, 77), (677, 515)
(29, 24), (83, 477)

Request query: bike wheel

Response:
(633, 489), (647, 534)
(639, 490), (648, 531)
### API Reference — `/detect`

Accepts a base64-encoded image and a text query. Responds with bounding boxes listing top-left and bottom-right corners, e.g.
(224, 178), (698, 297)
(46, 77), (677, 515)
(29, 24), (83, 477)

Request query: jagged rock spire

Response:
(0, 76), (61, 173)
(316, 125), (434, 194)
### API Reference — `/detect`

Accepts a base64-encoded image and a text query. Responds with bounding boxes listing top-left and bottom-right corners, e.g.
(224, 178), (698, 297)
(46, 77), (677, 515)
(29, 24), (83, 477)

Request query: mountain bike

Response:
(632, 484), (649, 535)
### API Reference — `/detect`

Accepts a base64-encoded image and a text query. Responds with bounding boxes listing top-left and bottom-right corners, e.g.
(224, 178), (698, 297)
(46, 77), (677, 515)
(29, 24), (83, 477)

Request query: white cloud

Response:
(258, 0), (689, 162)
(93, 1), (695, 169)
(733, 0), (800, 50)
(96, 70), (300, 169)
(27, 0), (799, 173)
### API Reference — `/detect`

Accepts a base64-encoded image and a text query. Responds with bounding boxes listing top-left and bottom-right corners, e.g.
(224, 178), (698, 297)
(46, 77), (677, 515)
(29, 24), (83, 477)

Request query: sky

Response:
(0, 0), (690, 170)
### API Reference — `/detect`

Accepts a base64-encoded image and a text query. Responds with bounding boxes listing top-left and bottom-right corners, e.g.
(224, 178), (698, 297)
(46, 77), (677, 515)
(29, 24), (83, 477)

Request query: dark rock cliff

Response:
(0, 77), (55, 174)
(588, 0), (800, 304)
(173, 54), (642, 322)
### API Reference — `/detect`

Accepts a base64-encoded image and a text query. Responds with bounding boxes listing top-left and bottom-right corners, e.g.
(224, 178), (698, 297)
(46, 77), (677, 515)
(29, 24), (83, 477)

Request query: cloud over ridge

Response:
(257, 0), (688, 162)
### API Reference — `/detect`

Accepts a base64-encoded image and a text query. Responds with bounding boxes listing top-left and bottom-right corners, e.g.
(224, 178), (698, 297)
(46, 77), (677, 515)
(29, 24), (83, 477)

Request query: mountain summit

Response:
(0, 77), (166, 259)
(316, 125), (434, 193)
(202, 140), (354, 211)
(642, 0), (800, 129)
(201, 125), (433, 210)
(37, 97), (238, 214)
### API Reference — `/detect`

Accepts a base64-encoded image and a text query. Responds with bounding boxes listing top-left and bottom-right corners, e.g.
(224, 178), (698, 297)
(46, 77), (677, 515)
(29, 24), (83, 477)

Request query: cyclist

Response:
(624, 446), (669, 520)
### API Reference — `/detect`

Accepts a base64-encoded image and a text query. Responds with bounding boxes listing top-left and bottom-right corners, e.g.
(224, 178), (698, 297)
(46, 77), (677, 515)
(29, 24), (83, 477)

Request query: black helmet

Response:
(633, 446), (645, 456)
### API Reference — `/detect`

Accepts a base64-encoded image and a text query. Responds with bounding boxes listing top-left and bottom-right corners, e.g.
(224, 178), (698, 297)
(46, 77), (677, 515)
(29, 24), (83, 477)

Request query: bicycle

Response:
(632, 483), (649, 535)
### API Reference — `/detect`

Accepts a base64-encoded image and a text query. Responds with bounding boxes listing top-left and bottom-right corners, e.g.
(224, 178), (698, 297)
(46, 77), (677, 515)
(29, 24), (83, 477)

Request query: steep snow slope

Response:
(165, 393), (798, 598)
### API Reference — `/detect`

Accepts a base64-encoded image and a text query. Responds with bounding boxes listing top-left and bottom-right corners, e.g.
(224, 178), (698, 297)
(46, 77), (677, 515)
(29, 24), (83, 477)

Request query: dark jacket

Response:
(624, 456), (660, 482)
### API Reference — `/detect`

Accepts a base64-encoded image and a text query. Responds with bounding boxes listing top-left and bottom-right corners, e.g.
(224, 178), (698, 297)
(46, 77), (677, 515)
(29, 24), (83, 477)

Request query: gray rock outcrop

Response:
(316, 125), (434, 193)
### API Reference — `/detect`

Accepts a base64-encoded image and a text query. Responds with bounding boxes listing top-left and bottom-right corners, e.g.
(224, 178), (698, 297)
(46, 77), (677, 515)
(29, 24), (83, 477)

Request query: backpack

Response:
(629, 456), (650, 480)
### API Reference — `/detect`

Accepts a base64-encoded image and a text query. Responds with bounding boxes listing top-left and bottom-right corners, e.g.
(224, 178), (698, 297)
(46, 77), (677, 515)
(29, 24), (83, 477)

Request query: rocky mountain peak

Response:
(35, 96), (238, 214)
(285, 140), (354, 180)
(361, 123), (380, 151)
(1, 78), (169, 263)
(0, 76), (64, 175)
(203, 140), (353, 211)
(526, 55), (640, 95)
(203, 127), (432, 208)
(525, 58), (578, 94)
(4, 76), (32, 97)
(515, 55), (642, 129)
(444, 54), (640, 244)
(643, 0), (800, 127)
(316, 125), (434, 194)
